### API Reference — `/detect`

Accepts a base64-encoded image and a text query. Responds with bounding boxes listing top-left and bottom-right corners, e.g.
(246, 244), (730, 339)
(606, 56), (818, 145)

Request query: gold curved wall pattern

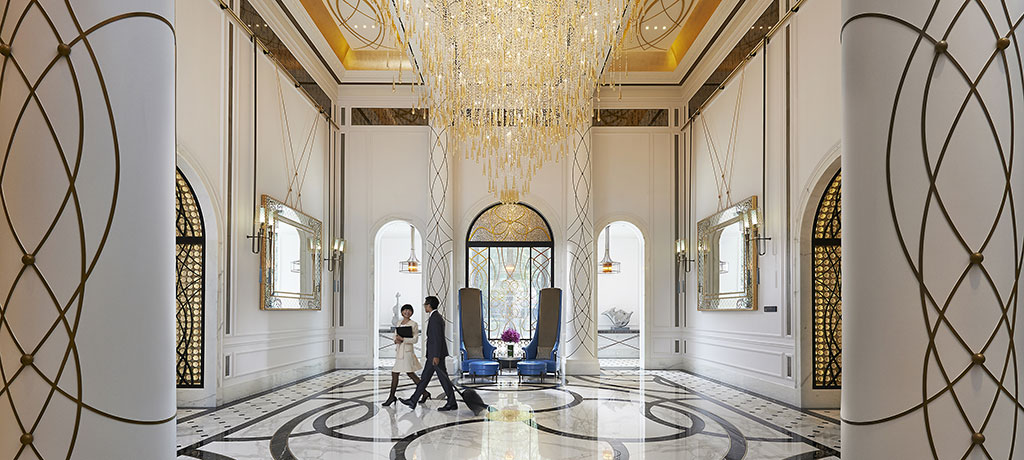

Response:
(0, 1), (176, 458)
(842, 0), (1022, 457)
(565, 126), (598, 368)
(425, 123), (454, 345)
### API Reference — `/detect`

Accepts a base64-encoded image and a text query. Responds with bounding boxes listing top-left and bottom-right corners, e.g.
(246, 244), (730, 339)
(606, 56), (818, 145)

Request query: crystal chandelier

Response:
(376, 0), (642, 203)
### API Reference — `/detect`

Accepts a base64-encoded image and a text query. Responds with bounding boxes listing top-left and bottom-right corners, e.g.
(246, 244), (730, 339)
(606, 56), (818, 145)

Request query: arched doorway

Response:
(374, 221), (423, 368)
(466, 203), (554, 355)
(596, 222), (645, 370)
(175, 168), (205, 389)
(801, 167), (841, 408)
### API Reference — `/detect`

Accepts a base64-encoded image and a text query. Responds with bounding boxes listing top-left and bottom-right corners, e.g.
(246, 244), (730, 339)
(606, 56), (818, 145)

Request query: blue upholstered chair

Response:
(521, 288), (562, 376)
(458, 288), (496, 377)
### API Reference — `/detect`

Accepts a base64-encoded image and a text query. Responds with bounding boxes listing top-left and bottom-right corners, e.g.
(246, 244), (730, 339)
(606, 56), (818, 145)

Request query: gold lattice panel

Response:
(812, 171), (841, 389)
(813, 173), (841, 239)
(175, 170), (205, 388)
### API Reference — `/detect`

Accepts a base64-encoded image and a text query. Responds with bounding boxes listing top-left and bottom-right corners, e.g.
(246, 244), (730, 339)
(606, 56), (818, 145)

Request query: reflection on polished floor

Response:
(176, 370), (840, 459)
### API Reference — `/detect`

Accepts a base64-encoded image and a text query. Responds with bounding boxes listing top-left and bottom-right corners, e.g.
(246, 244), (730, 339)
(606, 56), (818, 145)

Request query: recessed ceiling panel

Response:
(326, 0), (397, 51)
(299, 0), (725, 76)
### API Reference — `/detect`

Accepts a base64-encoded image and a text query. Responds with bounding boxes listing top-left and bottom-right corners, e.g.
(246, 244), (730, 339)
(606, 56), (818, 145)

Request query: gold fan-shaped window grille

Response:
(468, 203), (552, 243)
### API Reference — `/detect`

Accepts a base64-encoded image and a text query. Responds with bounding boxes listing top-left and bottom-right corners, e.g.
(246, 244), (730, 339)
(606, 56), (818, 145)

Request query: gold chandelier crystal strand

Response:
(377, 0), (642, 203)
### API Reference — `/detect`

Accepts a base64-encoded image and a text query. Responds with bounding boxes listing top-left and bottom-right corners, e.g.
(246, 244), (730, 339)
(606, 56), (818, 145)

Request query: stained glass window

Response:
(812, 171), (841, 389)
(176, 169), (205, 388)
(467, 203), (554, 350)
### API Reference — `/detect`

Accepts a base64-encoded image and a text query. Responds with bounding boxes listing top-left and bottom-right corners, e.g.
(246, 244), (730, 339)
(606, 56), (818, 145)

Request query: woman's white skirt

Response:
(392, 344), (422, 373)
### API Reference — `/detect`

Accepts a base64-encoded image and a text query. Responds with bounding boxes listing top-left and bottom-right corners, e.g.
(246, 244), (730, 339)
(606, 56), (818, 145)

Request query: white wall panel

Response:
(176, 0), (336, 404)
(681, 0), (842, 405)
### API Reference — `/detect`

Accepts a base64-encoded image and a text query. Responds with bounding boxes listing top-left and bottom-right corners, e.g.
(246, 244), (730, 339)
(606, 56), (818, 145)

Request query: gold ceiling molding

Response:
(300, 0), (723, 73)
(610, 0), (723, 72)
(669, 0), (723, 68)
(299, 0), (413, 70)
(298, 0), (351, 63)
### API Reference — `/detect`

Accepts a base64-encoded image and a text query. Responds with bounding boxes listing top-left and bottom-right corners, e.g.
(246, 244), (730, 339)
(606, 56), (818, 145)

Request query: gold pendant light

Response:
(399, 224), (421, 274)
(599, 225), (621, 274)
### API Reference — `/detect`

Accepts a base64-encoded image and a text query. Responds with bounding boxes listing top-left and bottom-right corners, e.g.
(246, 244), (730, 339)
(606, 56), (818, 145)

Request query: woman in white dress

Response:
(383, 304), (430, 406)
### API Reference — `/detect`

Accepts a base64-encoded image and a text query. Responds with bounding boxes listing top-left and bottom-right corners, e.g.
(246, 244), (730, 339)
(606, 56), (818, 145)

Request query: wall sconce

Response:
(324, 238), (344, 272)
(676, 239), (695, 272)
(749, 208), (772, 256)
(247, 206), (268, 254)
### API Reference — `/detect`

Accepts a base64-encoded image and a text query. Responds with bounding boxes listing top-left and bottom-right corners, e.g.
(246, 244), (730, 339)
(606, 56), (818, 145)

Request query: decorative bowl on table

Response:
(602, 307), (633, 331)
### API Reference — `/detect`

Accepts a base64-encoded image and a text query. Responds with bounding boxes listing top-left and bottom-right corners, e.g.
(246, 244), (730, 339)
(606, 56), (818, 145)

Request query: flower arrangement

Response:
(500, 327), (520, 358)
(500, 327), (521, 343)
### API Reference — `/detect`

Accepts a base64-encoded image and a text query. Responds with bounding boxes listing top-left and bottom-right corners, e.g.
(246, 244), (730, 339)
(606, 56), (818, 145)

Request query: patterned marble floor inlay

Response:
(598, 358), (641, 369)
(176, 369), (840, 459)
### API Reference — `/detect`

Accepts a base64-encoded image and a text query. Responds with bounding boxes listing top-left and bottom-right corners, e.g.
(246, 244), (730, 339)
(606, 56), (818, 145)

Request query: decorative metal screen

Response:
(175, 169), (205, 388)
(812, 171), (841, 389)
(467, 203), (554, 347)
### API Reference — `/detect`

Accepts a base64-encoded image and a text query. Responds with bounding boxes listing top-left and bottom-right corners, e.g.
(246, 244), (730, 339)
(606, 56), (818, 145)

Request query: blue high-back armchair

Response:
(458, 288), (496, 376)
(522, 288), (562, 376)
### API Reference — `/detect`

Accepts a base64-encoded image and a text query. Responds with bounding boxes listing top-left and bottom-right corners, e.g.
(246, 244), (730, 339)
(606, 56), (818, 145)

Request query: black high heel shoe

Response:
(382, 396), (397, 407)
(419, 391), (431, 404)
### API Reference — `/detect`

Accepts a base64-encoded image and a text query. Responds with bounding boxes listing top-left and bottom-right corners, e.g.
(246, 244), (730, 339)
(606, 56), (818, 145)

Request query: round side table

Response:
(497, 357), (521, 375)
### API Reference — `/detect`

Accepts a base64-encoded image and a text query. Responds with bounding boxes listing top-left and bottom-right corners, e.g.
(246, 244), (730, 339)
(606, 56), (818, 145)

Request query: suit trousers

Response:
(409, 357), (457, 406)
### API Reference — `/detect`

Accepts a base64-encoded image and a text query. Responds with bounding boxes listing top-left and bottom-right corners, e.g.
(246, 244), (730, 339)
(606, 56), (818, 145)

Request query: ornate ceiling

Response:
(298, 0), (724, 76)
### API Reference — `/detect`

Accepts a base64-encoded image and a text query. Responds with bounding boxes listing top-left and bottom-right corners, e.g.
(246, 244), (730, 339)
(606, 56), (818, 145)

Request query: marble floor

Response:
(176, 369), (840, 459)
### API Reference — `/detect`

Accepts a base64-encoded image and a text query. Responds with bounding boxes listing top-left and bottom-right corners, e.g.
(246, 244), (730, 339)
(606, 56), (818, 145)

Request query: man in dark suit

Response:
(401, 295), (458, 411)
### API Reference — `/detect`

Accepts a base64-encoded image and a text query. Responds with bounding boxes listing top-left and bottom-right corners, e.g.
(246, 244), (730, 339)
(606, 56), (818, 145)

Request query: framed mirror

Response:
(697, 196), (759, 311)
(260, 195), (323, 310)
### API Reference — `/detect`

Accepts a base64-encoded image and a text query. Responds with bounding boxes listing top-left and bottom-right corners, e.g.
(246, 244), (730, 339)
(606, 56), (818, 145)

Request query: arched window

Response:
(812, 170), (841, 389)
(175, 169), (205, 388)
(467, 203), (554, 347)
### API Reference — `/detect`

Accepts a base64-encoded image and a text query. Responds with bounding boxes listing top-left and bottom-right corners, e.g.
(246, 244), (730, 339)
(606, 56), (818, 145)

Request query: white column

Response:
(843, 0), (1023, 457)
(0, 1), (175, 459)
(425, 123), (455, 352)
(565, 127), (600, 375)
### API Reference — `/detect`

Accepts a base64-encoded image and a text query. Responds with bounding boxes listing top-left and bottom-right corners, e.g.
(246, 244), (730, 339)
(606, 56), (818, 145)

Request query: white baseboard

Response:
(335, 355), (374, 369)
(674, 355), (800, 405)
(176, 391), (216, 408)
(218, 357), (334, 404)
(565, 359), (601, 375)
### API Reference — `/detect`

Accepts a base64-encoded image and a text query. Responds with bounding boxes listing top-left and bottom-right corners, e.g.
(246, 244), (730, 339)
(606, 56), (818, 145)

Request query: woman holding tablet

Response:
(383, 304), (429, 406)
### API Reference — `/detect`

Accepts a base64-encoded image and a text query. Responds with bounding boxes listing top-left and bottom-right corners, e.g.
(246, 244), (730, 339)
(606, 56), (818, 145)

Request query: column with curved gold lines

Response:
(565, 126), (600, 375)
(0, 0), (176, 458)
(843, 0), (1023, 457)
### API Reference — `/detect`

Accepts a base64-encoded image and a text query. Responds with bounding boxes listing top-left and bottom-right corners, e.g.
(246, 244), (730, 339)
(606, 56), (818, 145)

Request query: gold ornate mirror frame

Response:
(260, 195), (323, 310)
(697, 196), (759, 311)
